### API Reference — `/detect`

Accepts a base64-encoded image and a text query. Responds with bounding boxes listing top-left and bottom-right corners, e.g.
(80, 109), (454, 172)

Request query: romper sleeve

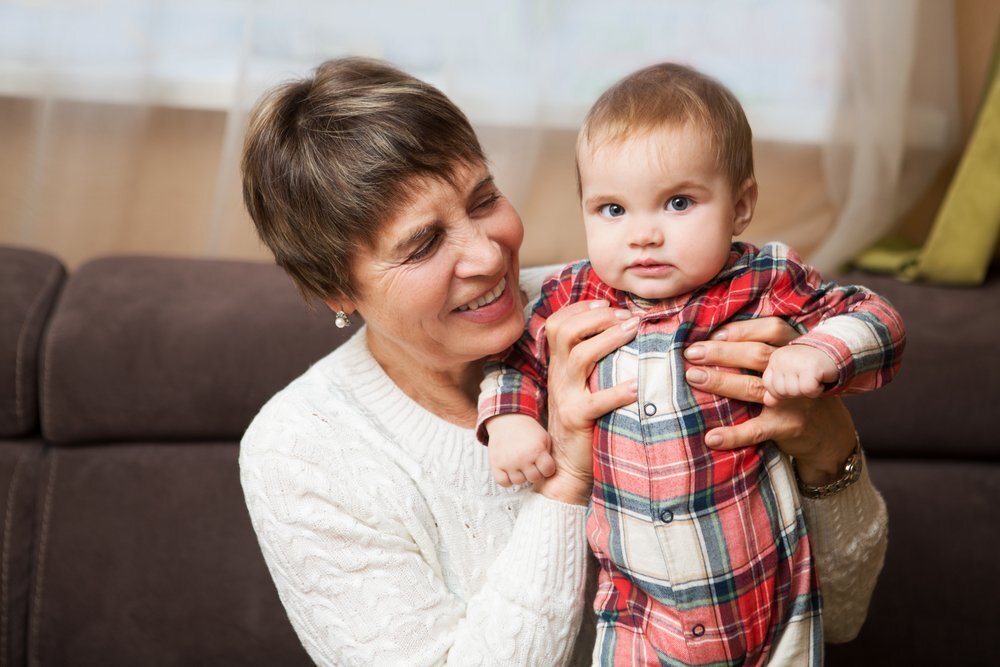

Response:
(240, 400), (591, 666)
(476, 262), (595, 443)
(751, 242), (906, 394)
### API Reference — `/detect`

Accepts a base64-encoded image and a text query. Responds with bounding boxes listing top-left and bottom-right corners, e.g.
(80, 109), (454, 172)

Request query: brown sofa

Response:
(2, 244), (997, 665)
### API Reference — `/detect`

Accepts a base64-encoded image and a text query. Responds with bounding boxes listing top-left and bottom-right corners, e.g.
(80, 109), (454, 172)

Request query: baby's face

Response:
(578, 124), (753, 300)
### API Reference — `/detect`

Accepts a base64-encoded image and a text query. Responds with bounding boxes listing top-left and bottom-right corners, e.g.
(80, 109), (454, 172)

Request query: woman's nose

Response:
(455, 223), (504, 278)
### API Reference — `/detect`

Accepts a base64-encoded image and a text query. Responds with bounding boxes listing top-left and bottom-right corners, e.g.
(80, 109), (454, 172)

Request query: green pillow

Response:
(914, 67), (1000, 284)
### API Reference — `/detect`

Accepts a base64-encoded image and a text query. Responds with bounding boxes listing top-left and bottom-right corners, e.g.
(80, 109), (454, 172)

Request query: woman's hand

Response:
(683, 318), (857, 486)
(534, 300), (639, 506)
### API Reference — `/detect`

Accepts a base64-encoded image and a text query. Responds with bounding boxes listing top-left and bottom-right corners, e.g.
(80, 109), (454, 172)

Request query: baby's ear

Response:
(733, 178), (758, 235)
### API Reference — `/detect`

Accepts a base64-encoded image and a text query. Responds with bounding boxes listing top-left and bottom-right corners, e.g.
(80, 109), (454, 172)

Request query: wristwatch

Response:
(794, 434), (863, 499)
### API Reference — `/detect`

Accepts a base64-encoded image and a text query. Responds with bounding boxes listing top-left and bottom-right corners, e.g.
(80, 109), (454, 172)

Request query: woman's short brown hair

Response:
(241, 57), (485, 302)
(578, 62), (754, 195)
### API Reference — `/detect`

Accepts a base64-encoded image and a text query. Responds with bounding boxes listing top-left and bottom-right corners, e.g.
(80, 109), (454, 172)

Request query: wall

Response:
(1, 5), (997, 269)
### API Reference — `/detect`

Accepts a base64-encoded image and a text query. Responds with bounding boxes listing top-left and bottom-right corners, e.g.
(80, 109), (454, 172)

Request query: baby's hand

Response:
(762, 345), (839, 406)
(485, 414), (557, 487)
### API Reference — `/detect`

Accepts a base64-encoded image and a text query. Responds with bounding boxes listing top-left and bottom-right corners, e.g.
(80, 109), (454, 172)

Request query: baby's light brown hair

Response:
(578, 63), (754, 196)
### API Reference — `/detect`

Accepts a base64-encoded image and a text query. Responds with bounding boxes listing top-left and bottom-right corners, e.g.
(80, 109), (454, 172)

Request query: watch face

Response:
(844, 454), (861, 479)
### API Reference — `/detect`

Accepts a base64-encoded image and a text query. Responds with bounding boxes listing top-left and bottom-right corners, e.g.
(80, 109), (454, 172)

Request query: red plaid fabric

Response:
(479, 242), (904, 665)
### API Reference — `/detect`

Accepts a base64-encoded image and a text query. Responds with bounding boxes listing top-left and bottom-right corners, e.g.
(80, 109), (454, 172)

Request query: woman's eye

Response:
(407, 234), (441, 262)
(599, 203), (626, 218)
(473, 193), (500, 214)
(667, 196), (692, 212)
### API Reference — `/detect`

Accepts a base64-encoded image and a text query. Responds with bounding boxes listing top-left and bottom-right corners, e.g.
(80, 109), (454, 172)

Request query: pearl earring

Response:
(334, 311), (352, 329)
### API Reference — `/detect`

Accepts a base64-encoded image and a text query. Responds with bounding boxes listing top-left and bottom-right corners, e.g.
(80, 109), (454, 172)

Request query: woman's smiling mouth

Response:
(457, 276), (507, 311)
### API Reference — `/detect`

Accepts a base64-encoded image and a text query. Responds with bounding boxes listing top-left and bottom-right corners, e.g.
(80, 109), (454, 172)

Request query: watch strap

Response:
(794, 432), (864, 500)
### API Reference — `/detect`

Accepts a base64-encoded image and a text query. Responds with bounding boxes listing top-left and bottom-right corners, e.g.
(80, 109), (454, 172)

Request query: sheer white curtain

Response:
(0, 0), (959, 271)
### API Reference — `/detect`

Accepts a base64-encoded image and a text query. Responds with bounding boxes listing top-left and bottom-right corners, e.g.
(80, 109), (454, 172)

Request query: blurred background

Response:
(1, 0), (997, 272)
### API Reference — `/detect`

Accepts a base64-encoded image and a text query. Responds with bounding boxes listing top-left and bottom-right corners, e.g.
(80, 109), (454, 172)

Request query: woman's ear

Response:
(732, 178), (758, 236)
(322, 295), (356, 316)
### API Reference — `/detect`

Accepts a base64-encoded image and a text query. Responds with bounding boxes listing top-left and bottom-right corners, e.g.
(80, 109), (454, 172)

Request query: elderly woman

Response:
(239, 57), (886, 666)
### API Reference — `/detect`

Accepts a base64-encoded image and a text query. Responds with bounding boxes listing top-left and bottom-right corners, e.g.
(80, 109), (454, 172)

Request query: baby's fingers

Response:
(493, 468), (513, 488)
(507, 468), (527, 486)
(763, 390), (782, 408)
(535, 451), (557, 478)
(798, 374), (825, 398)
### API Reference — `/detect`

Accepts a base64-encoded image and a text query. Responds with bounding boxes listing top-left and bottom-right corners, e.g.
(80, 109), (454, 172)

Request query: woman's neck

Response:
(366, 331), (486, 428)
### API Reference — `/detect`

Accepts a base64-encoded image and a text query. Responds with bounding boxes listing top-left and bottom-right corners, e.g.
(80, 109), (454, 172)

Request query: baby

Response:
(477, 63), (904, 665)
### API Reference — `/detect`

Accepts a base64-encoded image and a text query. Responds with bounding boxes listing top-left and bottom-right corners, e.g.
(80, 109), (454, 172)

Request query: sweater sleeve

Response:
(798, 457), (888, 643)
(240, 404), (590, 667)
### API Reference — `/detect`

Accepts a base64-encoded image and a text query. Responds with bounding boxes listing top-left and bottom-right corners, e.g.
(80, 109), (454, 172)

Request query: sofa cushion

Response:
(0, 440), (43, 667)
(0, 246), (65, 437)
(841, 267), (1000, 460)
(41, 256), (353, 444)
(826, 459), (1000, 666)
(27, 443), (312, 666)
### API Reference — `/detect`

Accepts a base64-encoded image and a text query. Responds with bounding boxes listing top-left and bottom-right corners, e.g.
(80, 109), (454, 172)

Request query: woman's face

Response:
(341, 162), (525, 374)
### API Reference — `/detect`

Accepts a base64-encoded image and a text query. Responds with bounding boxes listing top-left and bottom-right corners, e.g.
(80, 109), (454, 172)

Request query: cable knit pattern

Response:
(240, 330), (590, 666)
(240, 266), (888, 664)
(801, 462), (889, 644)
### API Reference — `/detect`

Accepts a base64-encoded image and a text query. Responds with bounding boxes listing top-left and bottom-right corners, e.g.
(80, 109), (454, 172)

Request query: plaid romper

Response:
(479, 243), (904, 665)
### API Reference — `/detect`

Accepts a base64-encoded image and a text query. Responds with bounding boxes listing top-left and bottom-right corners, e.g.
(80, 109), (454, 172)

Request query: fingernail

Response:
(686, 368), (708, 384)
(627, 378), (638, 395)
(614, 309), (632, 320)
(706, 433), (723, 447)
(684, 345), (705, 360)
(589, 300), (610, 309)
(710, 329), (727, 341)
(621, 317), (640, 331)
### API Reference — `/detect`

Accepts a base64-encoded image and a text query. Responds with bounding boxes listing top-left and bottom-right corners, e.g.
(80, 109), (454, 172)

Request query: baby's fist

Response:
(762, 345), (838, 406)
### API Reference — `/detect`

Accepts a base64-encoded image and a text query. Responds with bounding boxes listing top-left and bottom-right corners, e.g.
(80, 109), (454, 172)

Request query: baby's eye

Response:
(666, 196), (692, 212)
(599, 203), (626, 218)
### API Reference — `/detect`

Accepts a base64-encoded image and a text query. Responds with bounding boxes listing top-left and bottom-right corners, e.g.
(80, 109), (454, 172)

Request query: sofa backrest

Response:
(1, 246), (65, 438)
(40, 255), (354, 445)
(842, 269), (999, 460)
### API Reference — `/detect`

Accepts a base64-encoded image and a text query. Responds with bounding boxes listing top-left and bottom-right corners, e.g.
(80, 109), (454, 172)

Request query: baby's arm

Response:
(756, 243), (905, 396)
(478, 262), (600, 484)
(484, 413), (557, 487)
(762, 345), (839, 405)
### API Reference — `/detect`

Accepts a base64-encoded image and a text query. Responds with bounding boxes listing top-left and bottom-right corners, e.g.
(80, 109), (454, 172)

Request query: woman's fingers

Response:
(704, 418), (771, 450)
(703, 398), (809, 450)
(563, 316), (640, 377)
(709, 317), (800, 346)
(545, 301), (633, 355)
(685, 365), (766, 403)
(684, 340), (775, 373)
(540, 301), (639, 505)
(584, 379), (639, 420)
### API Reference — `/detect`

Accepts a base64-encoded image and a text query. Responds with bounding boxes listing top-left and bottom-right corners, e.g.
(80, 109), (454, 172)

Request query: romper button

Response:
(659, 509), (673, 523)
(643, 402), (657, 416)
(692, 624), (706, 637)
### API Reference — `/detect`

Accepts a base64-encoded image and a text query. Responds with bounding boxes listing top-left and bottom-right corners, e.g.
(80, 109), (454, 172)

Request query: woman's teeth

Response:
(457, 277), (506, 312)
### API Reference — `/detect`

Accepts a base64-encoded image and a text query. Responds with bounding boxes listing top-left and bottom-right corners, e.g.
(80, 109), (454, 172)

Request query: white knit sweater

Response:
(240, 289), (888, 667)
